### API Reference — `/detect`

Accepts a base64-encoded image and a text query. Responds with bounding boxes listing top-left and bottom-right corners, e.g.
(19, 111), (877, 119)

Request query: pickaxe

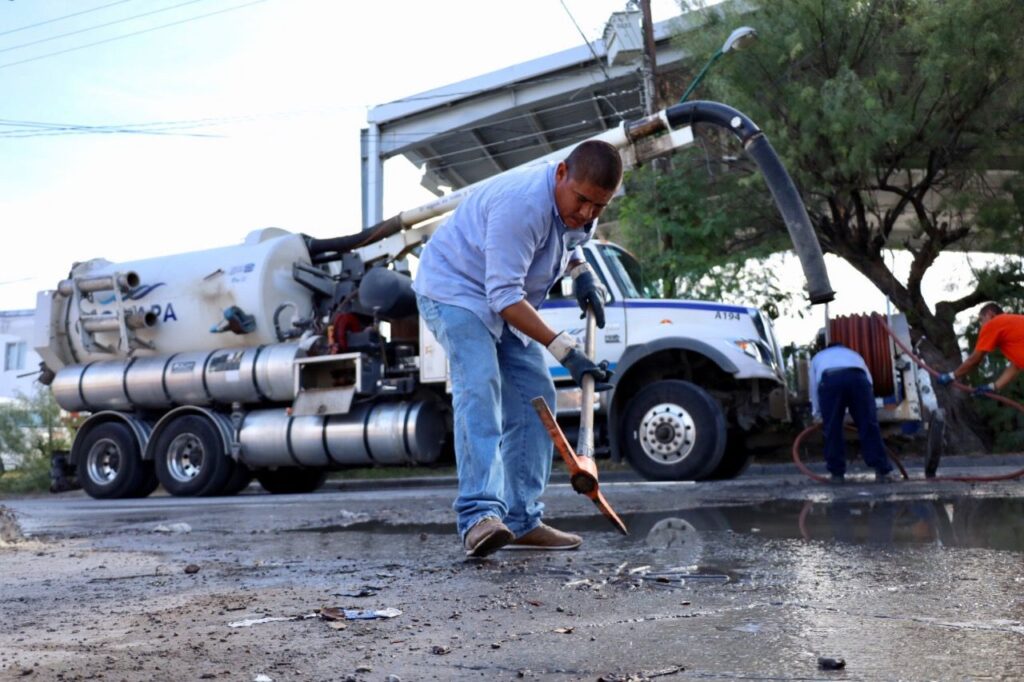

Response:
(532, 305), (628, 535)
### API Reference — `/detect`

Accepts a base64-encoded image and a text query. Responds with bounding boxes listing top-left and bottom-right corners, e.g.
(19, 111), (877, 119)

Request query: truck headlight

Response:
(733, 339), (762, 361)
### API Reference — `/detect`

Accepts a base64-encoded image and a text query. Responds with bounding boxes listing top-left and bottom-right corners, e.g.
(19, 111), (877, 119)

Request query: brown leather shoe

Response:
(464, 517), (514, 558)
(505, 523), (582, 551)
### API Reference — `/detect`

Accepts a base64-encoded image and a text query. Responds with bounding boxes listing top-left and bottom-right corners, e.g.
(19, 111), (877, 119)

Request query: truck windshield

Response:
(598, 244), (654, 299)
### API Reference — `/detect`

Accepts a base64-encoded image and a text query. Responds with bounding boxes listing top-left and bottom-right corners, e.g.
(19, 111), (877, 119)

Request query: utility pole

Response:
(639, 0), (658, 115)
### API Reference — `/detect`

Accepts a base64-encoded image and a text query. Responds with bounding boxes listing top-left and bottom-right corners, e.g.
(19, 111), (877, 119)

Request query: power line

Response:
(558, 0), (611, 81)
(0, 0), (133, 38)
(0, 0), (211, 55)
(0, 106), (355, 139)
(0, 86), (641, 141)
(0, 0), (269, 71)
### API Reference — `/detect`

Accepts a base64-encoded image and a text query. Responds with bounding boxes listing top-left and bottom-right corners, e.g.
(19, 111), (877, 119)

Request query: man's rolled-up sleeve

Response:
(484, 195), (542, 314)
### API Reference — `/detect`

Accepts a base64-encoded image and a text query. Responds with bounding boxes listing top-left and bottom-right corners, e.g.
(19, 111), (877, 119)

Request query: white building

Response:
(0, 309), (42, 401)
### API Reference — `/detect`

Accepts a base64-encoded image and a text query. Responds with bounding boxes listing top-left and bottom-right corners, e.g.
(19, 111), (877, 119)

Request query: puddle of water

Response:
(291, 494), (1024, 553)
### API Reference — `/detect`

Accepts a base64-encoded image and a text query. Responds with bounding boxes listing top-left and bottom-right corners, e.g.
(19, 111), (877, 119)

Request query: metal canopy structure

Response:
(361, 10), (696, 227)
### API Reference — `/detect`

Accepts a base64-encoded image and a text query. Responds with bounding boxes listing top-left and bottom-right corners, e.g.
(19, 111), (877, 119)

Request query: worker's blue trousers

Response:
(819, 368), (892, 476)
(415, 294), (556, 541)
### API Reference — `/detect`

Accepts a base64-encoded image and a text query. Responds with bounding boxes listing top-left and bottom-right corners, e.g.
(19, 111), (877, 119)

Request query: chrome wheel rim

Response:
(86, 438), (121, 484)
(166, 433), (205, 483)
(638, 402), (696, 465)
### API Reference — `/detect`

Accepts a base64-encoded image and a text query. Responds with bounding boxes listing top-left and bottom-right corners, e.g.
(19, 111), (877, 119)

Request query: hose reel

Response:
(828, 313), (895, 397)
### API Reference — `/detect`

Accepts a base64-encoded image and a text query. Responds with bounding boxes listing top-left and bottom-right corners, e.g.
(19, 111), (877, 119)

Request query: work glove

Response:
(570, 263), (606, 329)
(546, 331), (614, 391)
(937, 372), (956, 386)
(972, 383), (997, 396)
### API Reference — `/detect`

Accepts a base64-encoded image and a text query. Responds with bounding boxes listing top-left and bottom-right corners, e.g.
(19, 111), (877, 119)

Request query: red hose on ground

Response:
(793, 318), (1024, 484)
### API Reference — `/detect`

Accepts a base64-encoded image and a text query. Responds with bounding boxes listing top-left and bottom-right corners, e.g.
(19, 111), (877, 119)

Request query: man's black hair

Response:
(564, 140), (623, 191)
(979, 302), (1004, 317)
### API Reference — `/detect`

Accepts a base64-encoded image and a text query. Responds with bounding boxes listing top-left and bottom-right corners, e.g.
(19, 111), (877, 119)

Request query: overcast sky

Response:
(0, 0), (1006, 347)
(0, 0), (681, 310)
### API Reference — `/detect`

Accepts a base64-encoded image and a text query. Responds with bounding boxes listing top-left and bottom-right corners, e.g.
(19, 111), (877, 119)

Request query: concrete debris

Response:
(228, 614), (315, 628)
(334, 586), (381, 598)
(598, 665), (686, 681)
(152, 522), (192, 534)
(320, 607), (402, 620)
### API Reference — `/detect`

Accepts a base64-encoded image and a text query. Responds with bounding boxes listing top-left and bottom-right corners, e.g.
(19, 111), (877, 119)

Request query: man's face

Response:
(553, 162), (617, 230)
(980, 310), (996, 327)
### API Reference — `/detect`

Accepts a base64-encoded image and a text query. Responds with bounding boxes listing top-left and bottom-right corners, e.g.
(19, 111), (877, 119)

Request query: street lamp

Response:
(678, 26), (758, 103)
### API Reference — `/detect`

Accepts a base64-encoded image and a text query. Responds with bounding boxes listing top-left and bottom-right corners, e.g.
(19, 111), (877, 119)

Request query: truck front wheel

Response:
(77, 422), (154, 499)
(153, 415), (234, 496)
(621, 380), (727, 481)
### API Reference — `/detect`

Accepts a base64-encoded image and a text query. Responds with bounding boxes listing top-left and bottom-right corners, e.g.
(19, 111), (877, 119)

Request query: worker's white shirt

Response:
(809, 345), (873, 418)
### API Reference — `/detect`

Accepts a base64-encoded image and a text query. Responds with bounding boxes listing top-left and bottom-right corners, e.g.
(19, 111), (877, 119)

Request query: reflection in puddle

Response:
(291, 495), (1024, 554)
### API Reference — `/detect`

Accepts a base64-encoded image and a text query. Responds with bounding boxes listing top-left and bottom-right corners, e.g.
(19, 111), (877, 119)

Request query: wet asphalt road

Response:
(2, 459), (1023, 681)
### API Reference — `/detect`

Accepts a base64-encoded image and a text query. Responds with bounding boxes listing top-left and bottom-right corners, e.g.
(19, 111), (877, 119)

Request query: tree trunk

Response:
(916, 338), (990, 455)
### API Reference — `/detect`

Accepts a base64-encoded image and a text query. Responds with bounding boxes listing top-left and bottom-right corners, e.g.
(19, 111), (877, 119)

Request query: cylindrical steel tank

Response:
(45, 229), (314, 366)
(51, 342), (302, 412)
(238, 401), (446, 468)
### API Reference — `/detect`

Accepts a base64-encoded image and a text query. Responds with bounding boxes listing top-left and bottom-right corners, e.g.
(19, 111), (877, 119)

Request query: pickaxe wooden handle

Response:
(532, 305), (627, 535)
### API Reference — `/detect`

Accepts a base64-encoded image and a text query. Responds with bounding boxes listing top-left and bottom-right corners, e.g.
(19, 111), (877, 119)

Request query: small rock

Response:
(355, 666), (372, 673)
(199, 674), (216, 680)
(184, 564), (201, 575)
(153, 522), (192, 534)
(431, 645), (451, 655)
(491, 642), (501, 649)
(385, 676), (402, 682)
(817, 657), (846, 671)
(254, 675), (273, 682)
(19, 669), (34, 677)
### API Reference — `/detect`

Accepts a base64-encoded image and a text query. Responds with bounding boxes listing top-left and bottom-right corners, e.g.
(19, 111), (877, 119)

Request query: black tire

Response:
(704, 430), (754, 481)
(255, 468), (328, 495)
(76, 422), (153, 499)
(621, 380), (727, 481)
(221, 461), (254, 495)
(152, 415), (233, 497)
(925, 412), (945, 478)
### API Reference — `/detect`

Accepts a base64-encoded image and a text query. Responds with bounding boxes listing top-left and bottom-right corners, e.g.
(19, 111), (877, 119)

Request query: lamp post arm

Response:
(678, 49), (723, 103)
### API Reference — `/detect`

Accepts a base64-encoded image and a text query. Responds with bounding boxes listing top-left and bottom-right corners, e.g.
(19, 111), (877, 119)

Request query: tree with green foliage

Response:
(620, 0), (1024, 449)
(0, 389), (75, 493)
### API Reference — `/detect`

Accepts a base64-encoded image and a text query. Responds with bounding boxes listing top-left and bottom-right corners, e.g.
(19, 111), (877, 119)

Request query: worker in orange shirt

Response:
(937, 303), (1024, 394)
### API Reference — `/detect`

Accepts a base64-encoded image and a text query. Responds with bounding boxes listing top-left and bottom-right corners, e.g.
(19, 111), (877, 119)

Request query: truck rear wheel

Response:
(153, 415), (234, 496)
(621, 380), (726, 481)
(77, 422), (154, 499)
(255, 468), (327, 495)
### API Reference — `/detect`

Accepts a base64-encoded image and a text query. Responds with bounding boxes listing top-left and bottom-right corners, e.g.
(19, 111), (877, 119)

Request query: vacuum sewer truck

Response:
(35, 101), (834, 498)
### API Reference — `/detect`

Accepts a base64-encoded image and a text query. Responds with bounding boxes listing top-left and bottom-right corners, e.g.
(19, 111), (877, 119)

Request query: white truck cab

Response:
(421, 240), (791, 481)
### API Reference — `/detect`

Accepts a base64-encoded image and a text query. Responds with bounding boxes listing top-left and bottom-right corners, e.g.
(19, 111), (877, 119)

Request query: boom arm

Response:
(317, 100), (834, 304)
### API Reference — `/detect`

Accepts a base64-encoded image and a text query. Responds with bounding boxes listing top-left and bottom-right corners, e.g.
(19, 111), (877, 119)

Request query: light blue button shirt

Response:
(413, 163), (591, 341)
(809, 345), (873, 417)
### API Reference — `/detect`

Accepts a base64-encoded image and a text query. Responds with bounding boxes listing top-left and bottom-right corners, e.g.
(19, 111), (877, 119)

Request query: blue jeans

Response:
(819, 368), (892, 476)
(416, 294), (556, 539)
